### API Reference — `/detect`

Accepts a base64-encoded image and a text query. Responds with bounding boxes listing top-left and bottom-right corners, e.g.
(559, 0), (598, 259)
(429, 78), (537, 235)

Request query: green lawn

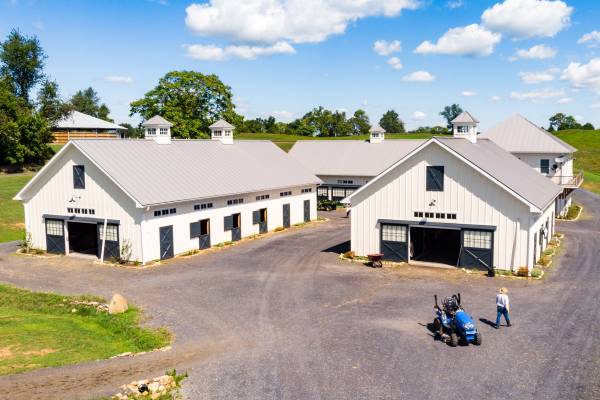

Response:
(554, 129), (600, 195)
(0, 284), (170, 375)
(0, 173), (33, 243)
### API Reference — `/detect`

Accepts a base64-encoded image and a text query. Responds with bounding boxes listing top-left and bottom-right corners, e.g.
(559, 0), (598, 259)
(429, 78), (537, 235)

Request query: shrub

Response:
(274, 226), (285, 232)
(517, 267), (530, 277)
(543, 248), (555, 256)
(531, 268), (543, 278)
(537, 255), (552, 267)
(343, 250), (355, 259)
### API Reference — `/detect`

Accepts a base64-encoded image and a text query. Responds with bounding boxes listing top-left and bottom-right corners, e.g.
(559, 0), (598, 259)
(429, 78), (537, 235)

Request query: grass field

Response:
(0, 284), (170, 375)
(554, 129), (600, 195)
(0, 173), (33, 243)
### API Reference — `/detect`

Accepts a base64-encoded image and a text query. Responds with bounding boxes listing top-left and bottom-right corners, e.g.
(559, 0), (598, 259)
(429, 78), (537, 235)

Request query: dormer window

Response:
(224, 130), (231, 136)
(372, 133), (379, 138)
(214, 130), (222, 137)
(160, 128), (168, 135)
(457, 125), (469, 133)
(147, 128), (156, 135)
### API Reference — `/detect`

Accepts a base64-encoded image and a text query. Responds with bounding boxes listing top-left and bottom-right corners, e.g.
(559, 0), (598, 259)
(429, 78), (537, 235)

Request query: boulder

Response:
(109, 293), (128, 314)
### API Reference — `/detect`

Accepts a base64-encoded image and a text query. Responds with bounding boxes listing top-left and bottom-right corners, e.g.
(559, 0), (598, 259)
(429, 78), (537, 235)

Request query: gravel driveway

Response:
(0, 190), (598, 400)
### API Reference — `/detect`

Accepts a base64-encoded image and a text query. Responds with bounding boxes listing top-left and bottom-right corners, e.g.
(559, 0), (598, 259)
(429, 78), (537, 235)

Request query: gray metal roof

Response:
(480, 114), (576, 154)
(436, 138), (561, 210)
(451, 111), (479, 124)
(369, 124), (385, 133)
(56, 111), (125, 130)
(289, 140), (425, 177)
(209, 119), (235, 129)
(71, 139), (321, 206)
(141, 115), (173, 127)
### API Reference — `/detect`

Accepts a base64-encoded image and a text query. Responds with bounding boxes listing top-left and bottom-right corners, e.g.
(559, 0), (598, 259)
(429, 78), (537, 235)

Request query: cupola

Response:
(209, 119), (235, 145)
(451, 111), (479, 144)
(142, 115), (173, 145)
(369, 124), (386, 144)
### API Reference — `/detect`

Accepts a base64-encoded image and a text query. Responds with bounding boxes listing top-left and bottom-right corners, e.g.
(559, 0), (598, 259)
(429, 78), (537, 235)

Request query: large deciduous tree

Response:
(130, 71), (241, 139)
(349, 109), (370, 135)
(37, 79), (71, 125)
(439, 104), (463, 129)
(548, 113), (580, 131)
(379, 110), (405, 133)
(69, 87), (112, 122)
(0, 29), (46, 102)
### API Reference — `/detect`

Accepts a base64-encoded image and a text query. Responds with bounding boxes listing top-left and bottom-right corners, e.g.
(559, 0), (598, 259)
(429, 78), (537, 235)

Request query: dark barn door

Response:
(45, 219), (65, 254)
(303, 200), (310, 222)
(199, 219), (211, 249)
(460, 229), (494, 270)
(253, 209), (268, 234)
(159, 225), (174, 260)
(97, 223), (120, 260)
(231, 213), (242, 241)
(283, 204), (290, 228)
(380, 224), (408, 262)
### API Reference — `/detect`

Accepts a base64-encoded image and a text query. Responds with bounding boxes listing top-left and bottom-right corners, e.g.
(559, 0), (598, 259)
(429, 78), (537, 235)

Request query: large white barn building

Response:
(15, 117), (320, 264)
(292, 112), (580, 271)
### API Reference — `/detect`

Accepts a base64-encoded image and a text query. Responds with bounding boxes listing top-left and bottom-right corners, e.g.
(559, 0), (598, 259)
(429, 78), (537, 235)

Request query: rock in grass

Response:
(108, 293), (128, 314)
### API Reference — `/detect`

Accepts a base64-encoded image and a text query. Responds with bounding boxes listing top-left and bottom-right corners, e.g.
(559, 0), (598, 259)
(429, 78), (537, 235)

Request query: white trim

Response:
(343, 138), (543, 212)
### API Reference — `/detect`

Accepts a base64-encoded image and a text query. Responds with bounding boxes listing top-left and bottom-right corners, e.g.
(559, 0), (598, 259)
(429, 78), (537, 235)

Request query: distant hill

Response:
(554, 129), (600, 195)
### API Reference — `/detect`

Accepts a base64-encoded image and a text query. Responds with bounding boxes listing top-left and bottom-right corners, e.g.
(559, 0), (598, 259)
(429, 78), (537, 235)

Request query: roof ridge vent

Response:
(142, 115), (173, 144)
(209, 119), (235, 145)
(369, 124), (385, 144)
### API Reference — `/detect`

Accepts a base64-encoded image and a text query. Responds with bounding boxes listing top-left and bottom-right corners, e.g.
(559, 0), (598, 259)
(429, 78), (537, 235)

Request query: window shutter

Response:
(252, 210), (260, 225)
(426, 166), (444, 191)
(73, 165), (85, 189)
(190, 221), (201, 238)
(224, 215), (233, 231)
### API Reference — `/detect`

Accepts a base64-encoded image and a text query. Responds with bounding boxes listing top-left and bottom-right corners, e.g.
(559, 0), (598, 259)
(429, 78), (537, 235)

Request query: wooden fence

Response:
(52, 130), (118, 144)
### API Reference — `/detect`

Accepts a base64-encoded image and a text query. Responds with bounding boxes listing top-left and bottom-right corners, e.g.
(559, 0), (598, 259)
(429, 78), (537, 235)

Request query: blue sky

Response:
(1, 0), (599, 130)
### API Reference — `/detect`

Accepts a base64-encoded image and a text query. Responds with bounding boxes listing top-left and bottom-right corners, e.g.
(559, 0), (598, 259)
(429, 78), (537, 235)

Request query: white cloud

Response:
(578, 31), (600, 47)
(557, 97), (573, 104)
(509, 44), (557, 61)
(461, 90), (477, 96)
(412, 111), (427, 121)
(402, 70), (436, 82)
(104, 75), (133, 84)
(489, 95), (501, 102)
(561, 58), (600, 94)
(185, 41), (295, 60)
(574, 115), (584, 122)
(591, 103), (600, 109)
(447, 0), (463, 9)
(518, 68), (558, 84)
(387, 57), (403, 70)
(415, 24), (501, 56)
(509, 88), (565, 101)
(185, 0), (419, 44)
(32, 20), (44, 30)
(270, 110), (294, 121)
(374, 40), (401, 56)
(481, 0), (573, 39)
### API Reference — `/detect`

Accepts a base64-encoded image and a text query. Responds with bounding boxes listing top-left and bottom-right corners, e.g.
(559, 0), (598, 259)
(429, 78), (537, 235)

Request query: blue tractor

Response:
(433, 293), (481, 347)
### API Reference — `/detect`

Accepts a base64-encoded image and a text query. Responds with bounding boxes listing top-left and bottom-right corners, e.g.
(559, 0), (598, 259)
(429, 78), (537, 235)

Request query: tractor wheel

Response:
(449, 333), (459, 347)
(474, 332), (482, 346)
(433, 318), (442, 337)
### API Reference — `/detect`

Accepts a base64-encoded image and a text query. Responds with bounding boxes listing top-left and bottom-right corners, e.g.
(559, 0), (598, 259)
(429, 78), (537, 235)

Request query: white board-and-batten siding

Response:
(350, 143), (539, 270)
(140, 187), (317, 263)
(21, 145), (143, 260)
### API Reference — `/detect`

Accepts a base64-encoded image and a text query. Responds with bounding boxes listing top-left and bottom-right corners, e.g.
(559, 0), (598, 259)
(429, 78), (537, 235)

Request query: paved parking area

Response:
(0, 190), (598, 400)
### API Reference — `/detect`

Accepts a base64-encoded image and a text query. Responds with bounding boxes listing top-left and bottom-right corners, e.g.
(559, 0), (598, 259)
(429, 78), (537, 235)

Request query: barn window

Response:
(160, 128), (168, 135)
(317, 187), (329, 198)
(227, 198), (244, 205)
(147, 128), (156, 135)
(280, 191), (292, 197)
(463, 230), (492, 249)
(540, 159), (550, 174)
(332, 188), (345, 198)
(46, 219), (63, 236)
(426, 166), (444, 191)
(73, 165), (85, 189)
(301, 188), (312, 193)
(99, 224), (118, 241)
(382, 225), (407, 242)
(256, 194), (270, 201)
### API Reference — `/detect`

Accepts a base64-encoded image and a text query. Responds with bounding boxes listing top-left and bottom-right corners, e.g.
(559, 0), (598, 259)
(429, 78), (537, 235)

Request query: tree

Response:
(37, 79), (71, 125)
(379, 110), (405, 133)
(581, 122), (595, 130)
(439, 104), (463, 129)
(349, 109), (370, 135)
(130, 71), (240, 139)
(0, 78), (53, 166)
(119, 122), (144, 138)
(69, 87), (113, 122)
(0, 29), (46, 102)
(548, 113), (580, 131)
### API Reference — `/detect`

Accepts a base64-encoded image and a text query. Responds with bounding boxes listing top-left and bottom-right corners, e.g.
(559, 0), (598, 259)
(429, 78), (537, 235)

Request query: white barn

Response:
(344, 113), (563, 271)
(480, 114), (581, 217)
(15, 117), (320, 264)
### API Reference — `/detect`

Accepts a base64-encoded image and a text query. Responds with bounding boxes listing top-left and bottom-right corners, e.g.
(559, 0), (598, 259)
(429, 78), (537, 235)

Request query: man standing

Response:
(496, 287), (511, 329)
